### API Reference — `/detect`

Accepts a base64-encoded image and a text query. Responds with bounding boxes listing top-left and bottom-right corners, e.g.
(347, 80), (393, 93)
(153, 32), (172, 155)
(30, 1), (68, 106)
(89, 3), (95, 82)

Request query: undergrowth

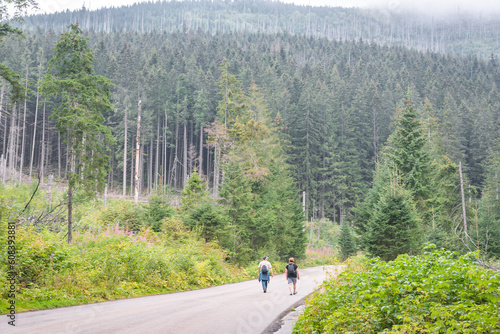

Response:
(293, 245), (500, 333)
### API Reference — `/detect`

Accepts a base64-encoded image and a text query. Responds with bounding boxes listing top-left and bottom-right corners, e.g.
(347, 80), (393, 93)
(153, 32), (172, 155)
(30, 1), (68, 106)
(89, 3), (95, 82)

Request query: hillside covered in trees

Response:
(21, 0), (500, 58)
(1, 0), (499, 259)
(1, 1), (500, 326)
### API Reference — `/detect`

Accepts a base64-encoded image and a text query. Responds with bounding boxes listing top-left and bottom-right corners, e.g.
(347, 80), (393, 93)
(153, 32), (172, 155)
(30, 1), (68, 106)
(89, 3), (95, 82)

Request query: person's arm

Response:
(285, 265), (288, 280)
(296, 266), (299, 279)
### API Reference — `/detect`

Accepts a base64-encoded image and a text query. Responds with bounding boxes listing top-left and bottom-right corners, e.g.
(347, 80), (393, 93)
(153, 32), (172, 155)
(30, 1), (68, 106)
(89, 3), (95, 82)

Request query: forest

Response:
(0, 0), (500, 325)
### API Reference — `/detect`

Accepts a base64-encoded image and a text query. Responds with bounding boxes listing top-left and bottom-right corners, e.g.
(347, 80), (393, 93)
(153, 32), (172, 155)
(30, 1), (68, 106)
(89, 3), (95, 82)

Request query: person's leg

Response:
(262, 280), (267, 292)
(293, 282), (297, 294)
(288, 282), (293, 294)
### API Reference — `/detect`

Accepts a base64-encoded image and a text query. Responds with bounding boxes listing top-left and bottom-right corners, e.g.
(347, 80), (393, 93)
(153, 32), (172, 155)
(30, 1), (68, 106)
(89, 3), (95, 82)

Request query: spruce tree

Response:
(0, 0), (37, 103)
(386, 93), (430, 202)
(41, 23), (115, 243)
(388, 93), (430, 200)
(366, 178), (422, 261)
(477, 141), (500, 258)
(339, 221), (356, 261)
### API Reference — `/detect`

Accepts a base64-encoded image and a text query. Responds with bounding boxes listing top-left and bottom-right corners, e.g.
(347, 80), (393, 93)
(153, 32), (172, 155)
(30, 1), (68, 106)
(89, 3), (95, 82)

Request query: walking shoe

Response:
(264, 289), (266, 293)
(290, 293), (292, 295)
(293, 291), (297, 295)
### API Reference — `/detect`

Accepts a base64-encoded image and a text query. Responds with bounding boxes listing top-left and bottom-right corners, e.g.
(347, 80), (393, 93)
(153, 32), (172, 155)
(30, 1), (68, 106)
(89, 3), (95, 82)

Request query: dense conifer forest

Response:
(1, 1), (500, 327)
(1, 0), (500, 260)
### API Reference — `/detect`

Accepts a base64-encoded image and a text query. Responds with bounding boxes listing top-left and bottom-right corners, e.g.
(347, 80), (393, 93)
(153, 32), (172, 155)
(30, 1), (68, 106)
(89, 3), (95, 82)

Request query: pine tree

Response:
(41, 23), (115, 243)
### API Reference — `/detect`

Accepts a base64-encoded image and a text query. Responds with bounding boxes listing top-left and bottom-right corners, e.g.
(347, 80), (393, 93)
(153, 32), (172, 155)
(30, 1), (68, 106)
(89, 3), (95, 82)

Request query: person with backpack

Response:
(285, 257), (299, 295)
(258, 256), (274, 293)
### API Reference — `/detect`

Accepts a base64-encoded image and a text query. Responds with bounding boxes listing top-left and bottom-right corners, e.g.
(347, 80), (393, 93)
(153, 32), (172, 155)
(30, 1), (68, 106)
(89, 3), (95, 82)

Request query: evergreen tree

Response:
(41, 23), (115, 243)
(0, 0), (37, 103)
(366, 177), (422, 261)
(180, 170), (207, 214)
(339, 221), (356, 261)
(477, 141), (500, 258)
(386, 93), (430, 203)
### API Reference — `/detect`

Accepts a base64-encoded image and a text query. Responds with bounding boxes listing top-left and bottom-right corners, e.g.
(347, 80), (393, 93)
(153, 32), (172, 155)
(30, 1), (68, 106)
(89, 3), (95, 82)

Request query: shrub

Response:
(294, 245), (500, 333)
(0, 223), (250, 313)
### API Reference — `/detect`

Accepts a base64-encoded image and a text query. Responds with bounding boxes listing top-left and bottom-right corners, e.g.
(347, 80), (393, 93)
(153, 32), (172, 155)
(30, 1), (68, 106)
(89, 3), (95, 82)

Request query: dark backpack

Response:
(287, 264), (296, 276)
(261, 265), (268, 274)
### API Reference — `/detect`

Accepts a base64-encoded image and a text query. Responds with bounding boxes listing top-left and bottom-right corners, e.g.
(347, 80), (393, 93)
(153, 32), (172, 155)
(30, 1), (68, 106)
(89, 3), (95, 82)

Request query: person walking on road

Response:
(258, 256), (274, 293)
(285, 257), (299, 295)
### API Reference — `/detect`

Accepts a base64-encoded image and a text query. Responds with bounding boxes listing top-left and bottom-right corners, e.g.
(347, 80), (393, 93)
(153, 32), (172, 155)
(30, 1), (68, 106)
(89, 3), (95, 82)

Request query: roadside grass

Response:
(0, 221), (251, 313)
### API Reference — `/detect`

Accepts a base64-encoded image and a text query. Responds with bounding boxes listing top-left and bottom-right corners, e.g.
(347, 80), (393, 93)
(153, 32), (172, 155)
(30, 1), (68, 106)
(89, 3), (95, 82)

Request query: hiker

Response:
(258, 256), (274, 293)
(285, 257), (299, 295)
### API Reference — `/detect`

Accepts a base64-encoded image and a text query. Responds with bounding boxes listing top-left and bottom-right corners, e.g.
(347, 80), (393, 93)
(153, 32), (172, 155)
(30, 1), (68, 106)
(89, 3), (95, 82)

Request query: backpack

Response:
(287, 264), (296, 276)
(261, 265), (268, 274)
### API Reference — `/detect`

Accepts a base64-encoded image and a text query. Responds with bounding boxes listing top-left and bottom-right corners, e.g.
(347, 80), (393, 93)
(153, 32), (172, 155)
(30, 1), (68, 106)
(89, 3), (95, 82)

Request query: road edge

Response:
(260, 294), (308, 333)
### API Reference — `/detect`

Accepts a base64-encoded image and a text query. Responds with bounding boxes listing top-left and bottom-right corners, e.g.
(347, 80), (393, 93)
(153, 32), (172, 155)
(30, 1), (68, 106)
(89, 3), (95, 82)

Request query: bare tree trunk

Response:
(19, 69), (28, 184)
(47, 174), (53, 211)
(68, 182), (73, 243)
(163, 112), (167, 189)
(155, 118), (159, 189)
(174, 118), (179, 188)
(29, 89), (40, 179)
(103, 183), (108, 208)
(459, 161), (468, 247)
(58, 132), (61, 178)
(40, 103), (46, 184)
(7, 104), (17, 181)
(183, 122), (188, 188)
(123, 106), (127, 196)
(199, 124), (203, 175)
(213, 144), (219, 197)
(1, 154), (5, 185)
(130, 139), (134, 197)
(134, 100), (141, 206)
(0, 80), (5, 157)
(148, 137), (153, 194)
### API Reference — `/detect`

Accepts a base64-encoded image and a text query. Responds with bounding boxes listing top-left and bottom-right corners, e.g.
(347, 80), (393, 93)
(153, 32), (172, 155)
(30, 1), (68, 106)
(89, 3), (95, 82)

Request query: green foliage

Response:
(294, 246), (500, 333)
(180, 171), (208, 214)
(339, 221), (356, 261)
(0, 0), (37, 103)
(386, 94), (431, 202)
(185, 203), (229, 243)
(40, 23), (115, 197)
(140, 193), (174, 232)
(0, 224), (250, 313)
(366, 179), (422, 261)
(91, 200), (141, 230)
(302, 246), (340, 268)
(477, 143), (500, 258)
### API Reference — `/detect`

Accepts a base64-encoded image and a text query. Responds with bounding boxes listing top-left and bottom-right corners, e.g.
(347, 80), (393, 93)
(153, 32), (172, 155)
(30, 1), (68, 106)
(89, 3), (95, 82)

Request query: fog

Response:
(36, 0), (500, 17)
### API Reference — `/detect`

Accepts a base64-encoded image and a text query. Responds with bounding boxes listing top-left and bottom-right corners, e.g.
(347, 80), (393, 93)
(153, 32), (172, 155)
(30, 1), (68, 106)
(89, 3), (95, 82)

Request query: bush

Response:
(294, 245), (500, 333)
(0, 223), (250, 313)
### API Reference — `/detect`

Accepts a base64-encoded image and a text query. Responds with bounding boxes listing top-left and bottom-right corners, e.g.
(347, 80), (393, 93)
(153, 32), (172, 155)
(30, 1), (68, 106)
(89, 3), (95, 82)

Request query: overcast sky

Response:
(35, 0), (500, 16)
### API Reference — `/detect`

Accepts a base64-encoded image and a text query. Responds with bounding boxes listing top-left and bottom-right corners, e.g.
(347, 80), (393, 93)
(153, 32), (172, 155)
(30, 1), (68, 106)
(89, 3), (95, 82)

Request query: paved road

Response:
(2, 266), (340, 334)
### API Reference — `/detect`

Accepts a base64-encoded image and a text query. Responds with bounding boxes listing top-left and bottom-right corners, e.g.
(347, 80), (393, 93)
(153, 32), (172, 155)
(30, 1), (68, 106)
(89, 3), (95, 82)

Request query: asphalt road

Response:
(1, 265), (340, 334)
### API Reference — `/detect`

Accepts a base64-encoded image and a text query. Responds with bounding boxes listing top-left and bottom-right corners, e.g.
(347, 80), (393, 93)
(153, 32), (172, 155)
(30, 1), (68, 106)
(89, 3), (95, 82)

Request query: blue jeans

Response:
(261, 280), (268, 290)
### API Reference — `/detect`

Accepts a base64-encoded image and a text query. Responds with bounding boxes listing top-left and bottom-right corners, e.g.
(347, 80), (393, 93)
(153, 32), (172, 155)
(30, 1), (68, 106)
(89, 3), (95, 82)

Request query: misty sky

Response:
(35, 0), (500, 16)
